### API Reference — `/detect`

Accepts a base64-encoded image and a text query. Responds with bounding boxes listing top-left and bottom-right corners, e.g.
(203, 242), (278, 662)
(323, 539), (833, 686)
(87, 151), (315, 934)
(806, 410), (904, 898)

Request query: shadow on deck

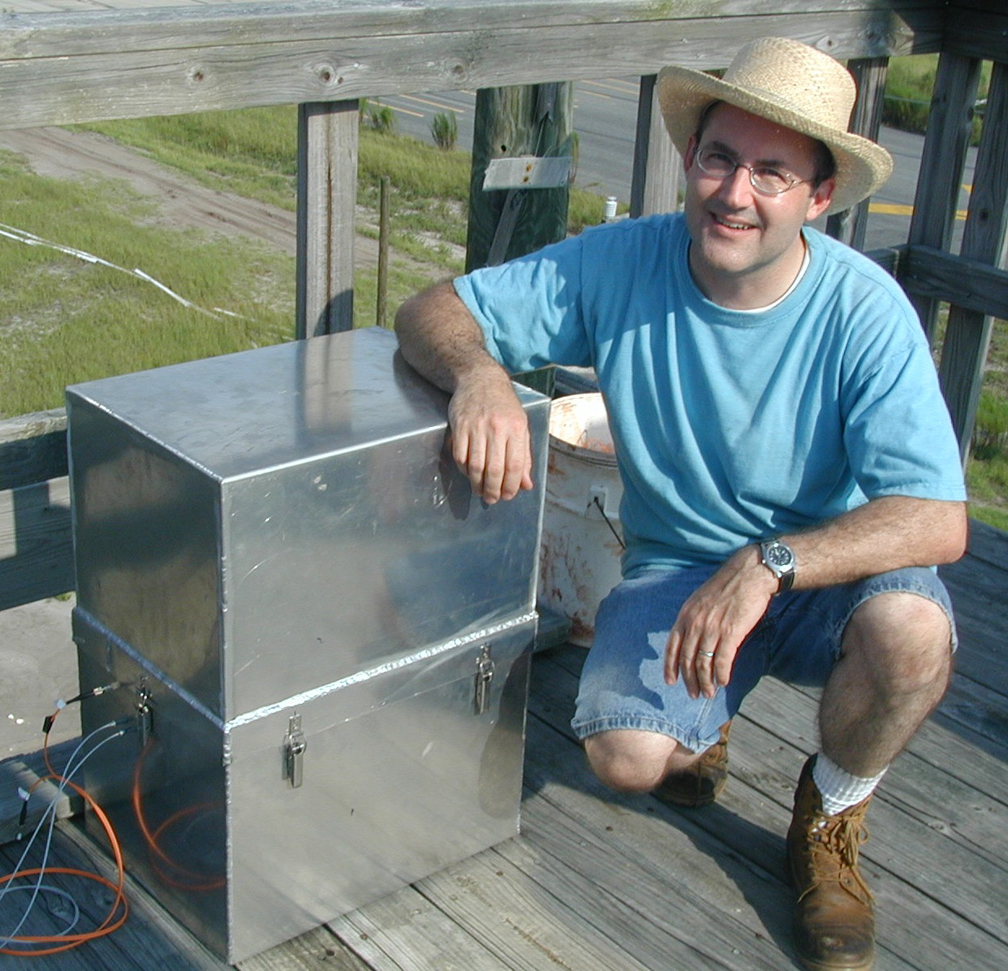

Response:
(2, 521), (1006, 970)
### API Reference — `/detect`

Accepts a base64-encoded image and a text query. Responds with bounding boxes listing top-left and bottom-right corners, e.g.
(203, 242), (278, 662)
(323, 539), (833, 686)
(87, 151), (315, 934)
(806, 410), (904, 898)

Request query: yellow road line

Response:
(582, 78), (637, 95)
(869, 201), (968, 220)
(384, 103), (424, 119)
(400, 94), (464, 113)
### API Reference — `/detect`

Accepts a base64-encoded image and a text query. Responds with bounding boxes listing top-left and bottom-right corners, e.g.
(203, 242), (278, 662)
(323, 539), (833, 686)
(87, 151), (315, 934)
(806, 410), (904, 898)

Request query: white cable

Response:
(0, 221), (222, 318)
(0, 721), (127, 949)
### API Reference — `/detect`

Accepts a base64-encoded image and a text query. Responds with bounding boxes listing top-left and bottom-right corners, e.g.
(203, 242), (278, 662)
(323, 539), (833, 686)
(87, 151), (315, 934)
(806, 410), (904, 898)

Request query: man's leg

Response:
(583, 728), (703, 792)
(572, 566), (767, 799)
(789, 588), (954, 971)
(819, 591), (953, 775)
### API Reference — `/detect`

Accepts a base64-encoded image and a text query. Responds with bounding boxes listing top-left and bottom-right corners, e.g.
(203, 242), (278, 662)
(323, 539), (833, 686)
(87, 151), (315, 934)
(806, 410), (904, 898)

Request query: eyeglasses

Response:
(693, 146), (809, 197)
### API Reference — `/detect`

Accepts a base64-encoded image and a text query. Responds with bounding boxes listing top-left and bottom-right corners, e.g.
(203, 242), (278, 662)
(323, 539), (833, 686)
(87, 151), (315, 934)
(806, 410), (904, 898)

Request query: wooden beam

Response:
(899, 246), (1008, 321)
(0, 478), (73, 611)
(906, 50), (983, 341)
(937, 60), (1008, 461)
(0, 3), (943, 130)
(942, 1), (1008, 62)
(630, 74), (679, 219)
(825, 57), (889, 250)
(296, 100), (359, 338)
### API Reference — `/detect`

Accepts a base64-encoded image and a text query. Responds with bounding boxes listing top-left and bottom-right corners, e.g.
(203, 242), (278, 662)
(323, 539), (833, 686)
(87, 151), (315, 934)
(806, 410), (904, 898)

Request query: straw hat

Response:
(657, 37), (893, 215)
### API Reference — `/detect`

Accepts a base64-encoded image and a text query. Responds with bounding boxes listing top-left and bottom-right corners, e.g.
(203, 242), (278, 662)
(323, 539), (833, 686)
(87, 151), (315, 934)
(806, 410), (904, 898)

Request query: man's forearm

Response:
(395, 280), (504, 393)
(778, 495), (968, 590)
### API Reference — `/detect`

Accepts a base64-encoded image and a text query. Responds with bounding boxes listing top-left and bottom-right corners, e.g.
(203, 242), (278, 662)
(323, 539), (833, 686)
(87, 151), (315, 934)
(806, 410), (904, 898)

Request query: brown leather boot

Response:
(652, 720), (732, 807)
(787, 756), (875, 971)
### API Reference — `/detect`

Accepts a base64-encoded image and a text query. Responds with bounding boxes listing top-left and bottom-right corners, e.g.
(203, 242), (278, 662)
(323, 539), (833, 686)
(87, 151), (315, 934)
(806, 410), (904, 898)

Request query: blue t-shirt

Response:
(454, 213), (966, 574)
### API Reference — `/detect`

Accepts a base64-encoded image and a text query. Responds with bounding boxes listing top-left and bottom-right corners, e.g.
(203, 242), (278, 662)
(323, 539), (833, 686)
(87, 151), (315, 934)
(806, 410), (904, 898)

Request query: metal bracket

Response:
(284, 713), (307, 788)
(474, 645), (495, 716)
(135, 679), (154, 747)
(482, 155), (573, 191)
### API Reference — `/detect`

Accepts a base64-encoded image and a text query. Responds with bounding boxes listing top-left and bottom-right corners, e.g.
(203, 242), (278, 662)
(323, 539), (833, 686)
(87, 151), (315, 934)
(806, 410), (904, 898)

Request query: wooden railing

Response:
(0, 0), (1006, 613)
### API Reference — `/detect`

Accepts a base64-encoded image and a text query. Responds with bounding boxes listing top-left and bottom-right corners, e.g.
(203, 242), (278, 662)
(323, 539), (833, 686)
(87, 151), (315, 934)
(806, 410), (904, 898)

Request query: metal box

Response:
(66, 328), (549, 962)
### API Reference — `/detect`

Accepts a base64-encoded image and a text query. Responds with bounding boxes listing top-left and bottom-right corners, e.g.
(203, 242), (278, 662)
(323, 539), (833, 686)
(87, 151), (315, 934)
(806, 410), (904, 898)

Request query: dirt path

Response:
(0, 125), (381, 268)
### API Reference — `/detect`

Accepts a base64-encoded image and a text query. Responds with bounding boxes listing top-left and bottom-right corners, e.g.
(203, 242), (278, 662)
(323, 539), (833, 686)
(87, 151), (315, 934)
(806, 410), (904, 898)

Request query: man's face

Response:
(682, 103), (835, 308)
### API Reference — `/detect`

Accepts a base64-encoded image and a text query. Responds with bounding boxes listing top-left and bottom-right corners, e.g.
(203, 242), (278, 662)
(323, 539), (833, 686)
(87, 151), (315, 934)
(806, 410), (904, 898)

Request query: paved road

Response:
(378, 79), (976, 253)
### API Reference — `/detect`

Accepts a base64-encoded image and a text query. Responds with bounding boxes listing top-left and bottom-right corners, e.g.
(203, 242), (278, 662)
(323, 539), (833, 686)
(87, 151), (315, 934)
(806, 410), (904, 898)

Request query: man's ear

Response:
(805, 177), (835, 221)
(683, 134), (698, 172)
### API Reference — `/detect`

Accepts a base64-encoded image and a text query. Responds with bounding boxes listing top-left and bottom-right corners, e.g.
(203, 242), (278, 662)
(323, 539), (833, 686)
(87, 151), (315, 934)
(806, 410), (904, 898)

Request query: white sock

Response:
(812, 753), (887, 816)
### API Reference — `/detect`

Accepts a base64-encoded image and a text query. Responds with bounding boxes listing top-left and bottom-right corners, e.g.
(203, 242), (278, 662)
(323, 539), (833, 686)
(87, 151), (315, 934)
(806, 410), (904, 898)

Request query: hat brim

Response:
(657, 65), (893, 216)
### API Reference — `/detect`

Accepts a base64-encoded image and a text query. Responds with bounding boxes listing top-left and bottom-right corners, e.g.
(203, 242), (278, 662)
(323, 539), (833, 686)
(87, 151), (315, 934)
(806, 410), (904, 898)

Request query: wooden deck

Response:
(2, 520), (1006, 970)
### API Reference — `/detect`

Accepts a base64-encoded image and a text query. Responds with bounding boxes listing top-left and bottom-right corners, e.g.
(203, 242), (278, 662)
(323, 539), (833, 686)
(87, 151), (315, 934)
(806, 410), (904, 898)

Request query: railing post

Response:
(937, 60), (1008, 463)
(906, 52), (983, 343)
(825, 57), (889, 250)
(296, 100), (359, 339)
(630, 74), (680, 218)
(465, 83), (574, 272)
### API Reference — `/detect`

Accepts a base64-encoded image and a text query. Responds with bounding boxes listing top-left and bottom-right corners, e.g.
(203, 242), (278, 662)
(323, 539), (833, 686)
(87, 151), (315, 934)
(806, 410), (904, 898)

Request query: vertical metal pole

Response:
(377, 176), (391, 328)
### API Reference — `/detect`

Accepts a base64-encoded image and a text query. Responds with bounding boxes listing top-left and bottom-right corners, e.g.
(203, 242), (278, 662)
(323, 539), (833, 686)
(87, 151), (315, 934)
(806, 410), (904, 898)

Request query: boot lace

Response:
(802, 811), (873, 902)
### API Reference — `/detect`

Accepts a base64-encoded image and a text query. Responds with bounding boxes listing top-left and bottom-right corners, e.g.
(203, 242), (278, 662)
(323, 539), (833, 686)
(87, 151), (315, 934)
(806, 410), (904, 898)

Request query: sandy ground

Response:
(0, 126), (399, 759)
(0, 125), (393, 269)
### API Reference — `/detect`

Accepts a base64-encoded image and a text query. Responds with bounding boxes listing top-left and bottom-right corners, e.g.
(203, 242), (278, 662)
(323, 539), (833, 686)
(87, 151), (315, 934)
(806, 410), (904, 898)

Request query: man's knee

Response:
(843, 591), (953, 692)
(583, 729), (684, 793)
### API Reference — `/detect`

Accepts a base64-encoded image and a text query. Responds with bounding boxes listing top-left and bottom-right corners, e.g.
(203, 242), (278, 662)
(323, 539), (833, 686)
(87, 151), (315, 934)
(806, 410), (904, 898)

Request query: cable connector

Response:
(42, 713), (56, 735)
(17, 786), (30, 829)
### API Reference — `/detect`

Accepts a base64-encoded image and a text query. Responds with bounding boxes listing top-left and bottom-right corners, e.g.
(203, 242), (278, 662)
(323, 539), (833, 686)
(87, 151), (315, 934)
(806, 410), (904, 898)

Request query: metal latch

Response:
(474, 645), (495, 716)
(136, 680), (154, 747)
(283, 713), (307, 788)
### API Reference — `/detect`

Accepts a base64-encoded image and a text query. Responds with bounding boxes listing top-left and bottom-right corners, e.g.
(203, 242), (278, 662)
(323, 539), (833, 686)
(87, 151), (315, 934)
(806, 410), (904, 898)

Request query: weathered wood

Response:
(0, 408), (67, 490)
(0, 3), (942, 130)
(329, 884), (512, 970)
(937, 59), (1008, 461)
(825, 56), (889, 248)
(630, 74), (680, 219)
(296, 99), (358, 338)
(0, 477), (74, 611)
(906, 50), (983, 342)
(465, 83), (574, 271)
(530, 650), (1008, 971)
(942, 0), (1008, 62)
(900, 245), (1008, 321)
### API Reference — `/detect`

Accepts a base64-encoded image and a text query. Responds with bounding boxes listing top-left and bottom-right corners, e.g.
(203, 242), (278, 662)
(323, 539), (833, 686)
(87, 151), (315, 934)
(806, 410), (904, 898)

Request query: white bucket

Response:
(538, 393), (624, 646)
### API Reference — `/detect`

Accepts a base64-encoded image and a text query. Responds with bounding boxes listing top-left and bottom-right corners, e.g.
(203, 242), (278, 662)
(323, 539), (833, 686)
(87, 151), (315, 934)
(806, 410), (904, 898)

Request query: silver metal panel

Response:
(68, 329), (548, 961)
(67, 327), (550, 719)
(74, 609), (534, 964)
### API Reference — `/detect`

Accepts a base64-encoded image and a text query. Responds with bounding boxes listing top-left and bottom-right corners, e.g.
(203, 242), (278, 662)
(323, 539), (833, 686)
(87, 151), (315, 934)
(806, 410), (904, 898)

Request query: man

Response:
(396, 37), (968, 971)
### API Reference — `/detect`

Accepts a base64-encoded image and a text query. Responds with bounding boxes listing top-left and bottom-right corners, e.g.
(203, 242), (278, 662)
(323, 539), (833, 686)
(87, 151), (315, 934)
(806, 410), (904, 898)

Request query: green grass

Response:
(884, 55), (991, 142)
(0, 154), (295, 417)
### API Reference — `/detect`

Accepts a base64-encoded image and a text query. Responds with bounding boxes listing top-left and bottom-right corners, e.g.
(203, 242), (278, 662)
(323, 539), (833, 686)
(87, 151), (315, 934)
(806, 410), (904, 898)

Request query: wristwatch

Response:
(759, 539), (796, 594)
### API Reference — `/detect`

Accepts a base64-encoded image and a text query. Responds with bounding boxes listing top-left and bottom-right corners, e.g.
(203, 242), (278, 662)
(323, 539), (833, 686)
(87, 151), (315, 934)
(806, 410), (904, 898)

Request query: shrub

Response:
(430, 112), (458, 151)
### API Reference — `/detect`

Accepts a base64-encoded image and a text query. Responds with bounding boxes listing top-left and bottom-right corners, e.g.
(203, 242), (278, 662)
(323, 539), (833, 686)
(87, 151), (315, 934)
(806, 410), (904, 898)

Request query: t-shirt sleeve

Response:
(452, 235), (594, 374)
(841, 332), (967, 503)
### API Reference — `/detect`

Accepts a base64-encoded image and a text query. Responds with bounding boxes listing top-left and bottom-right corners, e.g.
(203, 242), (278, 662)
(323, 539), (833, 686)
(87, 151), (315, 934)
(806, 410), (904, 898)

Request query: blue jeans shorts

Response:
(571, 565), (956, 754)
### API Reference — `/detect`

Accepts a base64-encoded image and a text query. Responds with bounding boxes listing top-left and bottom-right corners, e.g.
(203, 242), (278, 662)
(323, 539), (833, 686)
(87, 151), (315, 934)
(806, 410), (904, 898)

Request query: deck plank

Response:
(528, 649), (1008, 971)
(1, 525), (1006, 970)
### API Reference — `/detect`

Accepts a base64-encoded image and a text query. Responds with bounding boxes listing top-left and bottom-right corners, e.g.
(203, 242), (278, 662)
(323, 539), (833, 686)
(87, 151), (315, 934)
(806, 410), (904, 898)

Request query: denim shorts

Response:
(571, 565), (956, 753)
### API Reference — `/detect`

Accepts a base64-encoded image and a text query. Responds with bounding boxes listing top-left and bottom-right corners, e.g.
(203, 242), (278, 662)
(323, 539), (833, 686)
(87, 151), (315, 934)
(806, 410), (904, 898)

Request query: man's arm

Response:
(395, 281), (534, 503)
(665, 495), (968, 698)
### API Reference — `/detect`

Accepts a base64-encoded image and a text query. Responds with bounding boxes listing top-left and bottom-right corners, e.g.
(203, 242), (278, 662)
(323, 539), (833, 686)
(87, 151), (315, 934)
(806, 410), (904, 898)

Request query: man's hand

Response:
(665, 545), (777, 699)
(395, 281), (535, 503)
(449, 368), (534, 503)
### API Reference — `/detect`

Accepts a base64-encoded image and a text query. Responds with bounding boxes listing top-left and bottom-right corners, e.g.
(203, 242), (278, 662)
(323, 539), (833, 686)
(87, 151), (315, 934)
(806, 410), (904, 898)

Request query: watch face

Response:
(766, 542), (794, 571)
